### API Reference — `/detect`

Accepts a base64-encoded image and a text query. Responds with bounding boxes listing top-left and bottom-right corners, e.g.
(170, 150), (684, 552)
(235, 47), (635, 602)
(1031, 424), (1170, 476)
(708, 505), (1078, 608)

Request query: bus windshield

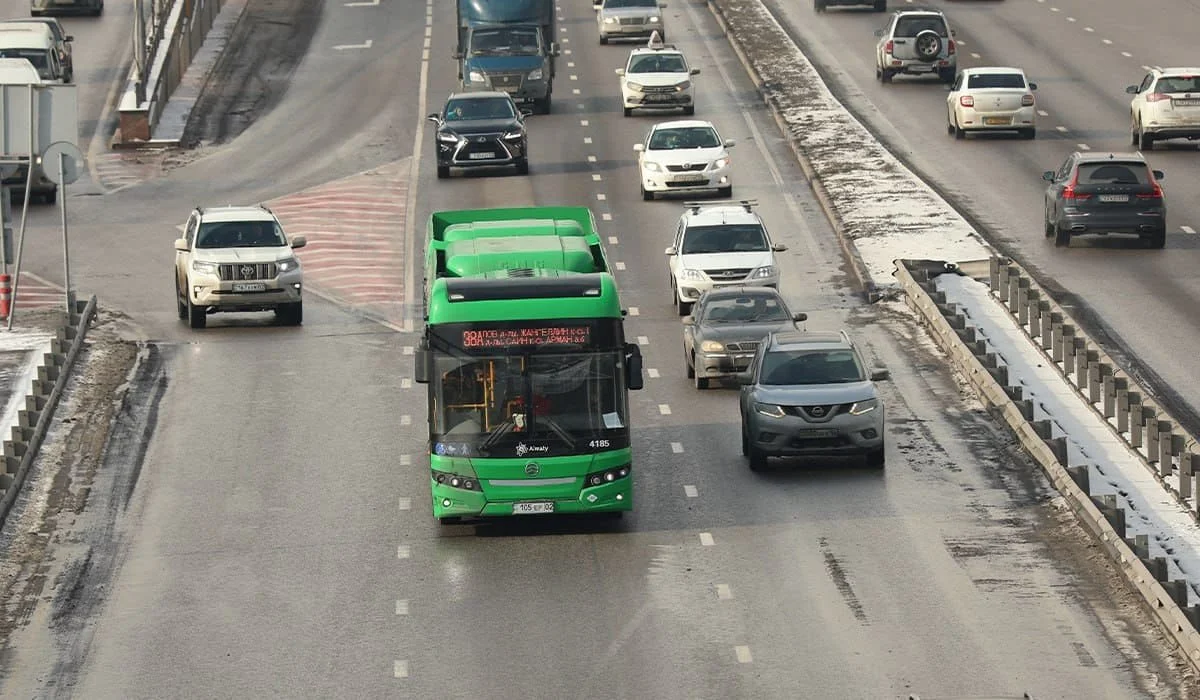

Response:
(432, 350), (629, 458)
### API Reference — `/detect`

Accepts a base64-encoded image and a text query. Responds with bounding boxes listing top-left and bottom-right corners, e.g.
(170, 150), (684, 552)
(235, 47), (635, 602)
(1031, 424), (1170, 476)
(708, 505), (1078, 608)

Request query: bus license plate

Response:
(513, 502), (554, 514)
(232, 282), (266, 292)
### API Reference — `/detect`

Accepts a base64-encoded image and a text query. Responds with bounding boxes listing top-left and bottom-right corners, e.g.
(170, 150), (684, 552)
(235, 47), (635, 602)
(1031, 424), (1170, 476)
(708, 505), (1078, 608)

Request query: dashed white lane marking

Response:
(596, 193), (606, 201)
(615, 261), (626, 270)
(425, 26), (431, 36)
(1121, 51), (1132, 57)
(569, 74), (578, 81)
(1066, 16), (1075, 22)
(955, 38), (966, 46)
(398, 497), (412, 511)
(735, 646), (753, 663)
(423, 37), (431, 49)
(588, 155), (598, 162)
(1182, 225), (1196, 234)
(576, 103), (585, 109)
(396, 599), (410, 615)
(637, 335), (649, 345)
(400, 415), (412, 426)
(344, 0), (380, 6)
(659, 404), (672, 415)
(584, 136), (593, 144)
(716, 584), (733, 600)
(580, 119), (589, 126)
(402, 345), (414, 355)
(608, 235), (619, 244)
(394, 660), (409, 678)
(970, 52), (981, 59)
(1055, 125), (1068, 132)
(564, 48), (572, 55)
(397, 545), (411, 559)
(400, 454), (412, 466)
(401, 377), (412, 389)
(592, 174), (603, 181)
(699, 532), (714, 546)
(1084, 26), (1095, 32)
(647, 368), (660, 378)
(628, 306), (640, 316)
(334, 39), (374, 50)
(1102, 38), (1113, 45)
(601, 212), (612, 221)
(1142, 65), (1153, 71)
(671, 442), (684, 453)
(1077, 143), (1090, 150)
(684, 485), (699, 498)
(1037, 109), (1049, 117)
(1049, 6), (1059, 11)
(562, 37), (569, 43)
(573, 88), (582, 95)
(568, 61), (576, 68)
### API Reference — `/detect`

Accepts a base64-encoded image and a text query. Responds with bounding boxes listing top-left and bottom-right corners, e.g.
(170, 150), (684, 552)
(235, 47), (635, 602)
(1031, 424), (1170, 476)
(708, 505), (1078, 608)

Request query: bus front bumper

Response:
(432, 477), (632, 519)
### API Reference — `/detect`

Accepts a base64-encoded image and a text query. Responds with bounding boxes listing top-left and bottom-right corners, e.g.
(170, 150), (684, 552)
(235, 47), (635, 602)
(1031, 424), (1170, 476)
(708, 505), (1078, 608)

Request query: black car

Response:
(682, 286), (805, 389)
(1042, 152), (1166, 248)
(427, 91), (531, 179)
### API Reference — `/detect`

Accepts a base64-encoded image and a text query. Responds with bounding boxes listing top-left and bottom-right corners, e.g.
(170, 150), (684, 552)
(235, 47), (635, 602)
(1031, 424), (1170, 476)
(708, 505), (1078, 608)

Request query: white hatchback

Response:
(1127, 67), (1200, 150)
(633, 120), (733, 200)
(946, 66), (1037, 139)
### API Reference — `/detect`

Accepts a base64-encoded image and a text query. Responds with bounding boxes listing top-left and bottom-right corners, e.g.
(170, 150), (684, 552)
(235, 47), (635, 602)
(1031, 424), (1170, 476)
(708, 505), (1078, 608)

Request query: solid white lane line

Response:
(397, 545), (411, 559)
(608, 235), (619, 244)
(671, 442), (684, 453)
(334, 40), (374, 50)
(345, 0), (380, 7)
(398, 497), (412, 511)
(647, 368), (660, 378)
(396, 599), (410, 615)
(1182, 225), (1196, 234)
(638, 335), (649, 345)
(628, 306), (640, 315)
(716, 584), (732, 600)
(659, 404), (672, 415)
(699, 532), (714, 546)
(684, 485), (699, 498)
(615, 261), (626, 269)
(400, 454), (412, 466)
(735, 646), (753, 663)
(394, 660), (409, 678)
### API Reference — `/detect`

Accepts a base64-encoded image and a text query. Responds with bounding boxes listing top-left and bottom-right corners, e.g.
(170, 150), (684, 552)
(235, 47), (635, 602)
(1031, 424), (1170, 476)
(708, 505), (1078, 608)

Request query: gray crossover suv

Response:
(1042, 151), (1166, 249)
(738, 330), (888, 470)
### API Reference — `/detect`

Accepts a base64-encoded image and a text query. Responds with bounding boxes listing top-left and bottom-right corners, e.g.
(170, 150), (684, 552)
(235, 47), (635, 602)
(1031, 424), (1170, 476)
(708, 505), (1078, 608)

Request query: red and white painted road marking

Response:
(90, 151), (168, 191)
(266, 159), (409, 327)
(7, 270), (65, 312)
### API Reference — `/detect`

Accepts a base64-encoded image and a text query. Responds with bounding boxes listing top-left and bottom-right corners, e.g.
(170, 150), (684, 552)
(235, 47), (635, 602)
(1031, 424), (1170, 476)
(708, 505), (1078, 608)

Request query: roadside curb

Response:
(896, 259), (1200, 675)
(704, 0), (878, 301)
(0, 296), (98, 530)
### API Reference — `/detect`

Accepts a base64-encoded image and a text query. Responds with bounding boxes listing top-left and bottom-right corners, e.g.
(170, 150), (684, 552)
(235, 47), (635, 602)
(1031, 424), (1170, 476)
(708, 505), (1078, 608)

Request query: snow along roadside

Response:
(706, 0), (991, 288)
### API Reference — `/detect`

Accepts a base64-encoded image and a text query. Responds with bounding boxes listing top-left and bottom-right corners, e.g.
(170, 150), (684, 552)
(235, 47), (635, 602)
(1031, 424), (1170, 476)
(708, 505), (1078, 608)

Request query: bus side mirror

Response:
(414, 345), (430, 384)
(625, 342), (644, 390)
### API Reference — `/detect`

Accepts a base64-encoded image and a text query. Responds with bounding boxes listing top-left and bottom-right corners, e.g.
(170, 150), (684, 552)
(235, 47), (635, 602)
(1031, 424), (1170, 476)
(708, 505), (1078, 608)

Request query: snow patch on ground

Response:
(713, 0), (991, 283)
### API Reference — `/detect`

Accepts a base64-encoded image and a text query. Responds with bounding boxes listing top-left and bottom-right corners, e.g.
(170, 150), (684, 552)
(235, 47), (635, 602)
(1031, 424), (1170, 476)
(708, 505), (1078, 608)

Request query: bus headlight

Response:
(585, 465), (630, 487)
(432, 469), (482, 491)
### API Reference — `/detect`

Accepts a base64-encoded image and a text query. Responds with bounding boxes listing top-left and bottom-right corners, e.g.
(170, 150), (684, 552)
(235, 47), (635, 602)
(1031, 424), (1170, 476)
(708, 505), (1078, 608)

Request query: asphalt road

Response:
(0, 0), (1197, 697)
(762, 0), (1200, 434)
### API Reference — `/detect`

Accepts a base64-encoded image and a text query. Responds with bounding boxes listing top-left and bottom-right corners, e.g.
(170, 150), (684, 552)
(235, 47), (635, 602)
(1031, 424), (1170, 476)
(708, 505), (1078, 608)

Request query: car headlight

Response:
(468, 70), (486, 83)
(750, 265), (775, 279)
(700, 340), (724, 352)
(679, 268), (705, 281)
(848, 399), (878, 416)
(754, 402), (785, 418)
(649, 15), (660, 22)
(712, 156), (730, 169)
(437, 131), (460, 144)
(503, 129), (524, 141)
(675, 81), (691, 91)
(603, 16), (616, 23)
(528, 68), (543, 80)
(277, 257), (300, 273)
(191, 260), (219, 275)
(626, 82), (645, 93)
(642, 160), (662, 172)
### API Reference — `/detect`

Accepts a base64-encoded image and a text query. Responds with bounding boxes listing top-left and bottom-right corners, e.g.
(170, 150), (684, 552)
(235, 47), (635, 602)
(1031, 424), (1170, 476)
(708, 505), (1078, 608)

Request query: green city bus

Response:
(413, 207), (644, 523)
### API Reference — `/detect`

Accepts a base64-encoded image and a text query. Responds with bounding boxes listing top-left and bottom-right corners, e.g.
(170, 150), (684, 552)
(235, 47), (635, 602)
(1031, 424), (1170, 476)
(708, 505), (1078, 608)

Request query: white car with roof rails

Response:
(174, 205), (307, 329)
(665, 200), (786, 315)
(1127, 67), (1200, 150)
(616, 31), (699, 116)
(946, 66), (1037, 139)
(633, 119), (734, 200)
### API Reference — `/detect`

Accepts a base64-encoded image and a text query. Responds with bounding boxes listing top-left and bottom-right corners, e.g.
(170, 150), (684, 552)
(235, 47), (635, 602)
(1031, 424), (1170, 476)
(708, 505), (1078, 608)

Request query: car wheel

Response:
(623, 107), (633, 117)
(1054, 224), (1071, 248)
(436, 165), (449, 179)
(814, 0), (824, 11)
(1044, 215), (1055, 238)
(747, 444), (767, 471)
(1144, 227), (1166, 249)
(685, 347), (695, 378)
(641, 186), (654, 201)
(741, 425), (750, 456)
(438, 516), (462, 525)
(717, 185), (732, 198)
(515, 158), (530, 175)
(599, 35), (608, 45)
(865, 447), (885, 469)
(946, 116), (955, 136)
(938, 68), (955, 84)
(41, 188), (57, 205)
(187, 296), (207, 329)
(873, 0), (886, 10)
(175, 279), (187, 320)
(276, 301), (303, 326)
(678, 300), (693, 317)
(683, 105), (695, 116)
(1131, 121), (1139, 146)
(1138, 128), (1154, 151)
(1020, 128), (1036, 140)
(538, 95), (552, 115)
(953, 118), (965, 140)
(880, 68), (894, 84)
(694, 365), (708, 390)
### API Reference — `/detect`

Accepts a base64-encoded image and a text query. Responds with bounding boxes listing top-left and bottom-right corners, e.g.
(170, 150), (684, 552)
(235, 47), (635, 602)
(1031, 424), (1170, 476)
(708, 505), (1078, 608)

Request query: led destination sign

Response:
(460, 326), (592, 349)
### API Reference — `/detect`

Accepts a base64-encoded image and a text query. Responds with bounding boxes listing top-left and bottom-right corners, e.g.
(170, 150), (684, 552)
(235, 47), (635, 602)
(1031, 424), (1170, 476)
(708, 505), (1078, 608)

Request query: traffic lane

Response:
(767, 0), (1200, 426)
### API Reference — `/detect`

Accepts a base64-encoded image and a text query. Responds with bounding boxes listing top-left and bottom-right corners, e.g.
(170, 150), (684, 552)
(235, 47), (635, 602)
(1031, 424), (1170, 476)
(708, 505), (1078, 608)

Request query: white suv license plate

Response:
(513, 502), (554, 515)
(1099, 194), (1129, 203)
(233, 282), (266, 292)
(468, 152), (495, 160)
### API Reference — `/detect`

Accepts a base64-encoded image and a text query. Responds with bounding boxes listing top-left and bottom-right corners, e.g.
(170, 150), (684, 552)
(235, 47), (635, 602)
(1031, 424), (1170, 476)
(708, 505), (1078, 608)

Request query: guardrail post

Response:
(1162, 431), (1183, 479)
(1116, 380), (1131, 433)
(1073, 340), (1088, 389)
(1006, 266), (1021, 312)
(1084, 351), (1101, 402)
(1032, 419), (1052, 440)
(1129, 392), (1144, 448)
(1100, 365), (1116, 417)
(1181, 452), (1196, 500)
(1028, 292), (1042, 338)
(1041, 307), (1056, 350)
(1062, 326), (1077, 374)
(1017, 399), (1034, 421)
(989, 256), (1002, 293)
(1016, 277), (1030, 324)
(1145, 408), (1160, 462)
(1047, 436), (1068, 465)
(996, 260), (1010, 301)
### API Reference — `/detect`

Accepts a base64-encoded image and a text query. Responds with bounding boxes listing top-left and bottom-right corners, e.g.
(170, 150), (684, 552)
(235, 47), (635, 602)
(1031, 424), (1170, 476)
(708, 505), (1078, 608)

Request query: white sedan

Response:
(633, 120), (733, 200)
(946, 67), (1037, 140)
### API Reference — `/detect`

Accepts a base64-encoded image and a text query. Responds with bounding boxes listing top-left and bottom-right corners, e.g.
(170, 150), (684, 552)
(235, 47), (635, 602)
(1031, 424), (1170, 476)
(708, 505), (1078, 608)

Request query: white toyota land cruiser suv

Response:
(174, 205), (307, 329)
(875, 8), (957, 84)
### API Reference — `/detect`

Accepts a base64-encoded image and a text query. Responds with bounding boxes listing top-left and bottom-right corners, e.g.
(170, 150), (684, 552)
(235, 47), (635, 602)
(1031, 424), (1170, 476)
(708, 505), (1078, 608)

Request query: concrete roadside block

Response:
(1130, 394), (1144, 449)
(1101, 366), (1116, 417)
(0, 296), (98, 530)
(894, 260), (1200, 674)
(1146, 408), (1160, 463)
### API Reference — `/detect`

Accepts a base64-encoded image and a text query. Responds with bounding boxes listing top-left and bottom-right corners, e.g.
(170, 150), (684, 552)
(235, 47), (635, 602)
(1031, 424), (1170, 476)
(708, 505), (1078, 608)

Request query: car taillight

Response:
(884, 40), (893, 54)
(1021, 94), (1035, 106)
(947, 39), (956, 56)
(1137, 183), (1164, 200)
(1145, 93), (1171, 102)
(959, 95), (974, 107)
(1062, 172), (1090, 201)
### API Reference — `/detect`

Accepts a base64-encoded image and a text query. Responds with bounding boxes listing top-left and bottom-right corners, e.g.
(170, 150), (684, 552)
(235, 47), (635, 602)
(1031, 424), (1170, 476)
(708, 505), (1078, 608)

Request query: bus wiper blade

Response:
(539, 416), (576, 449)
(480, 419), (516, 451)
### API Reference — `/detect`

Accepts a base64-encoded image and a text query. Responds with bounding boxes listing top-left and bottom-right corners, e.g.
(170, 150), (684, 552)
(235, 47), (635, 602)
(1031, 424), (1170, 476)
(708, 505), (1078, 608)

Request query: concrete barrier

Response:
(895, 259), (1200, 674)
(0, 296), (97, 529)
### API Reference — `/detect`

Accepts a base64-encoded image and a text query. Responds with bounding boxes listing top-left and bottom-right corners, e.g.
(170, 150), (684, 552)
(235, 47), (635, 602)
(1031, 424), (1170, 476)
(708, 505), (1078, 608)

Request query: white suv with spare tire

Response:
(875, 8), (956, 84)
(174, 205), (306, 329)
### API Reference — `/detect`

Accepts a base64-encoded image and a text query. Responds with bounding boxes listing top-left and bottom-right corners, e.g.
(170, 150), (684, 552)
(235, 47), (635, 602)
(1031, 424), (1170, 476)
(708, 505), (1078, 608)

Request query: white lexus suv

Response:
(665, 200), (786, 315)
(174, 205), (307, 329)
(633, 119), (734, 200)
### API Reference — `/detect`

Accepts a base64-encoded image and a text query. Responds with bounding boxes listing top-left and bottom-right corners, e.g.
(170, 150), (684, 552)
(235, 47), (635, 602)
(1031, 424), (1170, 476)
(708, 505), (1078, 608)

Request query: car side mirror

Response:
(793, 312), (807, 322)
(870, 368), (890, 381)
(1125, 85), (1139, 94)
(1153, 170), (1164, 180)
(414, 343), (430, 384)
(1028, 82), (1037, 90)
(690, 68), (701, 75)
(452, 51), (463, 59)
(735, 371), (754, 386)
(615, 68), (625, 76)
(874, 29), (884, 37)
(1041, 170), (1055, 182)
(426, 114), (441, 123)
(633, 143), (645, 152)
(173, 237), (188, 252)
(723, 139), (736, 147)
(625, 342), (644, 390)
(682, 316), (694, 325)
(291, 235), (307, 249)
(771, 243), (787, 252)
(665, 246), (677, 255)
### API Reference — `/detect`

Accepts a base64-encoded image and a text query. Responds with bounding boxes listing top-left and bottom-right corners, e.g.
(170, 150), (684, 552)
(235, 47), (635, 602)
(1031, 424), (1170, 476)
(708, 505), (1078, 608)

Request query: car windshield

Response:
(648, 127), (720, 150)
(760, 349), (865, 386)
(893, 17), (948, 38)
(629, 54), (686, 74)
(702, 294), (788, 323)
(681, 224), (767, 254)
(444, 97), (516, 121)
(0, 48), (49, 78)
(967, 73), (1026, 89)
(1077, 162), (1149, 185)
(1157, 76), (1200, 94)
(605, 0), (657, 8)
(470, 28), (541, 55)
(195, 221), (288, 249)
